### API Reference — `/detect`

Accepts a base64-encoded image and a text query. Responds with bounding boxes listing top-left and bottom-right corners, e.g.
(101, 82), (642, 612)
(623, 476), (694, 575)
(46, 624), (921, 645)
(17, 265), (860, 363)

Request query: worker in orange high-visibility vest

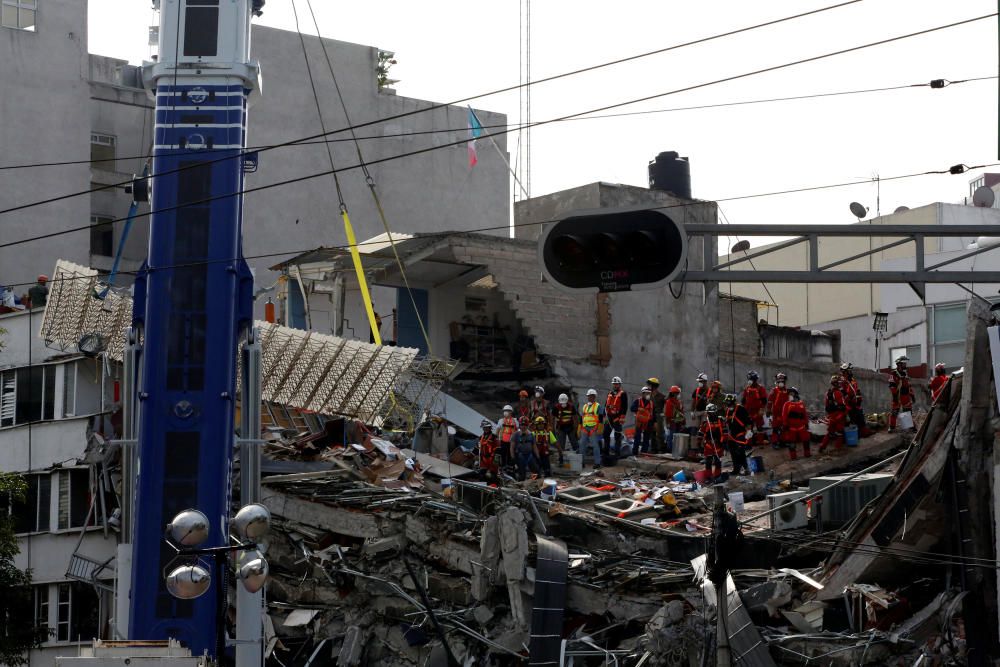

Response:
(478, 420), (501, 479)
(497, 405), (518, 468)
(887, 356), (915, 432)
(663, 385), (685, 453)
(631, 386), (656, 456)
(579, 389), (605, 470)
(603, 376), (628, 462)
(929, 363), (948, 405)
(700, 403), (725, 480)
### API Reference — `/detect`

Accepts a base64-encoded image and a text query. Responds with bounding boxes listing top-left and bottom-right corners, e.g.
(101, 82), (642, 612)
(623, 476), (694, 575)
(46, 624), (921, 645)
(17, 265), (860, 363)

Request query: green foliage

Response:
(0, 326), (6, 352)
(0, 472), (47, 666)
(376, 50), (398, 90)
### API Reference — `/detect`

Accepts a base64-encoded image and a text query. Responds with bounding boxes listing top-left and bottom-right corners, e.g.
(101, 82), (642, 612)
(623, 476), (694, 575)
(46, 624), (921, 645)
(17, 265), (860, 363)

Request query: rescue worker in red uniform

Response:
(553, 393), (579, 457)
(724, 393), (753, 475)
(631, 386), (656, 456)
(497, 404), (518, 468)
(840, 362), (873, 437)
(888, 356), (915, 432)
(664, 385), (685, 453)
(478, 420), (501, 479)
(766, 372), (790, 449)
(516, 390), (531, 421)
(691, 373), (710, 425)
(929, 363), (948, 405)
(707, 380), (724, 411)
(741, 371), (768, 435)
(820, 375), (848, 451)
(700, 403), (725, 480)
(529, 386), (551, 428)
(781, 387), (811, 460)
(603, 376), (628, 463)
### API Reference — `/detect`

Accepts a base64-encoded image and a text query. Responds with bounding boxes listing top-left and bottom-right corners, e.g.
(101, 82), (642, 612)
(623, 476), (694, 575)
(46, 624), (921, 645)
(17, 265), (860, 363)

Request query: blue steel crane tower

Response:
(129, 0), (265, 654)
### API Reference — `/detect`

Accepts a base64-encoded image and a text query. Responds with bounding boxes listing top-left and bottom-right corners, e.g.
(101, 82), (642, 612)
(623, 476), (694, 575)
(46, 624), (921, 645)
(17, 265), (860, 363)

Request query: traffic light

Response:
(538, 206), (687, 293)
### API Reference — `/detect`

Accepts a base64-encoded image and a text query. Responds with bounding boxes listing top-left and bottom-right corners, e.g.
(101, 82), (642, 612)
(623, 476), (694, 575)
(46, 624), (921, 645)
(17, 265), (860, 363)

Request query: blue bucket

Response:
(844, 425), (859, 447)
(749, 456), (765, 473)
(672, 470), (688, 482)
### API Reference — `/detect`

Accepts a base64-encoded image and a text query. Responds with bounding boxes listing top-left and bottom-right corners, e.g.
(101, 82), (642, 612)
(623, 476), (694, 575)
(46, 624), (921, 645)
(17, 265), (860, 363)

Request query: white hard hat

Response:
(558, 393), (569, 402)
(502, 404), (513, 412)
(586, 388), (597, 396)
(611, 376), (622, 384)
(641, 386), (651, 393)
(696, 373), (708, 382)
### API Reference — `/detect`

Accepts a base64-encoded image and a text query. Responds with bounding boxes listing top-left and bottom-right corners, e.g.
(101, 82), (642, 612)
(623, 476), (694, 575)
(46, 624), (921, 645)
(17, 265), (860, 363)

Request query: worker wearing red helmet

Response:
(766, 372), (790, 449)
(929, 363), (948, 405)
(840, 362), (873, 437)
(741, 371), (768, 434)
(888, 356), (915, 432)
(663, 385), (685, 453)
(781, 387), (811, 460)
(820, 375), (848, 451)
(516, 389), (531, 421)
(28, 274), (49, 309)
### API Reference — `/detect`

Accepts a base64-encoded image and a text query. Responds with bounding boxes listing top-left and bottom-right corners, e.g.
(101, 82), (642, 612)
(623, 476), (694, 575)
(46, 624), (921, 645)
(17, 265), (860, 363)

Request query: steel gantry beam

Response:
(681, 223), (1000, 299)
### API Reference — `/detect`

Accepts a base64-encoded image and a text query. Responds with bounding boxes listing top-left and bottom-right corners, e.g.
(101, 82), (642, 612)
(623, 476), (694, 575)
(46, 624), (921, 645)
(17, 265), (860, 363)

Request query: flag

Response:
(467, 106), (483, 167)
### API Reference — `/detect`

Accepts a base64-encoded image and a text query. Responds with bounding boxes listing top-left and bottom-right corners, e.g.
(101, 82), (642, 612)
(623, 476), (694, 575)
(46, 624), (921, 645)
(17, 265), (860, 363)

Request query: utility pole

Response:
(711, 484), (732, 667)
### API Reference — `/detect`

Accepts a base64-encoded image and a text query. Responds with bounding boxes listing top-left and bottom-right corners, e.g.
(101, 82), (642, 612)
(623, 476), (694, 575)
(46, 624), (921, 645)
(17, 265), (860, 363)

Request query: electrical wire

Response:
(3, 156), (998, 281)
(3, 75), (991, 173)
(0, 7), (987, 220)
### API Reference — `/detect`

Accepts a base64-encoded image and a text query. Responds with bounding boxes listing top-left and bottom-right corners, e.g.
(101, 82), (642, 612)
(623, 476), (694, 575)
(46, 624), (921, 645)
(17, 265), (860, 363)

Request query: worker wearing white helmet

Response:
(552, 392), (579, 459)
(604, 376), (628, 463)
(579, 389), (605, 469)
(497, 404), (518, 467)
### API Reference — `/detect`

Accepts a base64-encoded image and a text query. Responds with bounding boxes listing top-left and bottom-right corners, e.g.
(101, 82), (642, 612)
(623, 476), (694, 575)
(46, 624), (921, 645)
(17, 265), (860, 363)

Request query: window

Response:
(90, 215), (114, 257)
(34, 585), (49, 638)
(90, 133), (115, 165)
(54, 583), (99, 642)
(1, 0), (36, 31)
(889, 345), (921, 365)
(184, 0), (219, 57)
(11, 473), (51, 533)
(932, 303), (966, 368)
(56, 468), (90, 531)
(0, 365), (56, 427)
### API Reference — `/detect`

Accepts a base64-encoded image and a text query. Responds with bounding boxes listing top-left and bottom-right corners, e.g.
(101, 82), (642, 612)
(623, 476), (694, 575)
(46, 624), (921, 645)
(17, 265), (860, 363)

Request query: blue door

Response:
(396, 287), (429, 354)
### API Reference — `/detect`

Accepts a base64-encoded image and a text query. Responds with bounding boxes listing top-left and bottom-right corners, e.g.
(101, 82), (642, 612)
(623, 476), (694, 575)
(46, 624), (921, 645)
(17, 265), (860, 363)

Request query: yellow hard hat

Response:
(647, 377), (660, 386)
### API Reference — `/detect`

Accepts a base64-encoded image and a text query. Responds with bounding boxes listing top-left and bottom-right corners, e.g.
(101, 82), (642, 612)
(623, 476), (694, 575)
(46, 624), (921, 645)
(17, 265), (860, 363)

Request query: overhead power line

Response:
(0, 0), (871, 217)
(0, 75), (991, 173)
(0, 10), (994, 249)
(3, 157), (996, 287)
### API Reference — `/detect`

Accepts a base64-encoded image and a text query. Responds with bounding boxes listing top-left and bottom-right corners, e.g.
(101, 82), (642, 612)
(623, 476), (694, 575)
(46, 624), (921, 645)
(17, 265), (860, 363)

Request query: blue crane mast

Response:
(127, 0), (265, 655)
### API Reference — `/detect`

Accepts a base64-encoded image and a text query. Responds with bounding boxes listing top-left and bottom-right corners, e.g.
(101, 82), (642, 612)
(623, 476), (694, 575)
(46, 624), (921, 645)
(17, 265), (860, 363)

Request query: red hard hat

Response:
(669, 385), (681, 394)
(518, 389), (529, 398)
(37, 275), (48, 283)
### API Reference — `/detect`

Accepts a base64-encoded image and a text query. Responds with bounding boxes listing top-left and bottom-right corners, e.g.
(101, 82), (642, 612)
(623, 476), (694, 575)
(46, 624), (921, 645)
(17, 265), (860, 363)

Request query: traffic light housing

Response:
(538, 206), (687, 293)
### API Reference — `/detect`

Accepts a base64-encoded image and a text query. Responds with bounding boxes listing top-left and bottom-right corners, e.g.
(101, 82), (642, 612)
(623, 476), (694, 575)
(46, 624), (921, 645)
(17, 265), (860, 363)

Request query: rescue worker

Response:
(741, 371), (768, 435)
(700, 403), (725, 480)
(723, 394), (752, 476)
(888, 356), (915, 432)
(529, 386), (551, 428)
(478, 420), (501, 479)
(631, 386), (656, 455)
(579, 389), (604, 470)
(647, 377), (667, 454)
(511, 417), (539, 481)
(929, 362), (948, 405)
(767, 372), (790, 449)
(820, 375), (848, 451)
(497, 405), (518, 468)
(781, 386), (811, 460)
(840, 362), (872, 437)
(553, 393), (579, 455)
(603, 376), (628, 463)
(663, 385), (685, 453)
(516, 389), (531, 421)
(531, 416), (557, 477)
(27, 275), (48, 309)
(707, 379), (725, 407)
(691, 373), (711, 425)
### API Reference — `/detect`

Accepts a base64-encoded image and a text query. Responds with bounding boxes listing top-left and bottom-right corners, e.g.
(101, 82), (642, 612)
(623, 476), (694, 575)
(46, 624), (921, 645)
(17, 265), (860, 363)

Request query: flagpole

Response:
(470, 107), (529, 199)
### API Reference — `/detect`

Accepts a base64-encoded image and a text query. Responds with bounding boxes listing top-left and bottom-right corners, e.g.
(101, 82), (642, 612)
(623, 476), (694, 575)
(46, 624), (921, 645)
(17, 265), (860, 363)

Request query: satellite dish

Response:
(849, 202), (868, 219)
(973, 185), (995, 208)
(893, 206), (910, 214)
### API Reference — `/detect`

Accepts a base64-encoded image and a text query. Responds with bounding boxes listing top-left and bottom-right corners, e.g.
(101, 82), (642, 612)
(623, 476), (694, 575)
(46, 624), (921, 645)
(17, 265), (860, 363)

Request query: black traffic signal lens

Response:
(551, 234), (591, 273)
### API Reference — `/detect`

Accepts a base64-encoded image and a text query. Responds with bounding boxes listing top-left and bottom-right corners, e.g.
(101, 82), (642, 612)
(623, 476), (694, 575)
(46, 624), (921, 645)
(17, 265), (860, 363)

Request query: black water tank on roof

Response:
(648, 151), (691, 199)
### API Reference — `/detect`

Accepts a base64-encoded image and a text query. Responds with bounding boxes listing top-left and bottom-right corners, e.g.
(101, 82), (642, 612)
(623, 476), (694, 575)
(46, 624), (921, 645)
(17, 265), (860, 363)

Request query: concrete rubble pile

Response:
(252, 376), (977, 667)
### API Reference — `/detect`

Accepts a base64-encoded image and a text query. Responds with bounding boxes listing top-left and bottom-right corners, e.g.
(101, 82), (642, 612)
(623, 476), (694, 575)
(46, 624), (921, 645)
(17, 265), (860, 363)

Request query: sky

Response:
(88, 0), (999, 244)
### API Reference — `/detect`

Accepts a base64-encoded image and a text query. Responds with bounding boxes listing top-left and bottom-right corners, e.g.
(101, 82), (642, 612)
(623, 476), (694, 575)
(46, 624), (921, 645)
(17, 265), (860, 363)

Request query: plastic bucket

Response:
(540, 478), (558, 501)
(897, 411), (914, 431)
(749, 456), (765, 473)
(844, 425), (859, 447)
(693, 469), (712, 484)
(672, 470), (688, 482)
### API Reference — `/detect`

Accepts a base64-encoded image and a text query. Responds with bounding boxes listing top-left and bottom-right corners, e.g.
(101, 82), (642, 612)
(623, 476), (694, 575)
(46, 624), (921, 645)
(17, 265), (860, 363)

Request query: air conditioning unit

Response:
(767, 489), (809, 530)
(808, 473), (893, 524)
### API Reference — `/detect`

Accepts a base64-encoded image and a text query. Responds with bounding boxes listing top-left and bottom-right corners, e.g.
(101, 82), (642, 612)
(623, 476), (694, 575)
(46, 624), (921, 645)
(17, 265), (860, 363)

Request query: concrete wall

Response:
(0, 0), (92, 290)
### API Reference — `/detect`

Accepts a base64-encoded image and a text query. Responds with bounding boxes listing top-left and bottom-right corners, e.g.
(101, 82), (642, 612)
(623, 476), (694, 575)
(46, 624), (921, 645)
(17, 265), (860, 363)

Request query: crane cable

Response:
(303, 0), (433, 356)
(291, 0), (381, 345)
